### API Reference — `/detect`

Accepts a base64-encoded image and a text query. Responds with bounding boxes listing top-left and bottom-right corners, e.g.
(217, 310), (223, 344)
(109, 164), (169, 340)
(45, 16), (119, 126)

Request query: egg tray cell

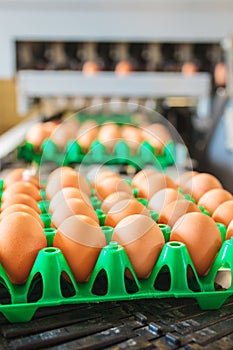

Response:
(17, 139), (176, 170)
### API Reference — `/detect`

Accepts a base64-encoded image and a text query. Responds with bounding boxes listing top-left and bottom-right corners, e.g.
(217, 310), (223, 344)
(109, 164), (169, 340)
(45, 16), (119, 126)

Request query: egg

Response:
(226, 219), (233, 240)
(2, 181), (41, 201)
(181, 62), (198, 75)
(132, 168), (158, 190)
(212, 200), (233, 227)
(1, 194), (40, 213)
(93, 170), (120, 187)
(184, 173), (223, 201)
(82, 61), (101, 75)
(198, 189), (233, 215)
(49, 123), (75, 150)
(115, 61), (133, 75)
(53, 215), (106, 282)
(26, 123), (51, 150)
(76, 121), (98, 152)
(158, 199), (201, 227)
(112, 214), (165, 279)
(170, 212), (222, 276)
(0, 212), (47, 284)
(121, 125), (143, 152)
(105, 198), (150, 227)
(133, 172), (177, 200)
(175, 171), (199, 189)
(94, 175), (132, 200)
(52, 198), (98, 228)
(101, 191), (133, 213)
(148, 188), (184, 214)
(0, 204), (43, 227)
(142, 123), (172, 154)
(214, 62), (226, 87)
(46, 167), (90, 200)
(4, 168), (39, 188)
(98, 123), (121, 152)
(49, 187), (91, 213)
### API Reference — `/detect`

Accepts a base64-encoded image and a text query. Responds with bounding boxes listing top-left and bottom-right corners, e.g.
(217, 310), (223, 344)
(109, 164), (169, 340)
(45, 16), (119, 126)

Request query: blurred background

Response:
(0, 0), (232, 189)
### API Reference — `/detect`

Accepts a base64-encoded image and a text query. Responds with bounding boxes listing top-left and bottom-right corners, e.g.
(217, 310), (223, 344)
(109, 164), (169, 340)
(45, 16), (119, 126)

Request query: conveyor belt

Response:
(1, 295), (233, 349)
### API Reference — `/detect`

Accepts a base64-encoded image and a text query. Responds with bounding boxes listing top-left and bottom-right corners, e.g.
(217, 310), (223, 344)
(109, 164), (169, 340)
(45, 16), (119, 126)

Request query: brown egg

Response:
(93, 170), (120, 187)
(158, 199), (201, 227)
(76, 121), (98, 152)
(49, 187), (91, 213)
(181, 62), (198, 75)
(82, 61), (101, 75)
(53, 215), (106, 282)
(0, 212), (47, 284)
(184, 173), (223, 201)
(1, 194), (40, 213)
(26, 123), (51, 150)
(98, 123), (121, 152)
(142, 124), (172, 154)
(4, 168), (39, 188)
(49, 123), (75, 150)
(95, 175), (132, 200)
(112, 214), (165, 279)
(226, 220), (233, 240)
(52, 198), (98, 228)
(0, 204), (43, 227)
(2, 181), (41, 201)
(148, 188), (184, 214)
(115, 61), (133, 75)
(101, 191), (133, 213)
(43, 121), (59, 134)
(121, 125), (143, 152)
(133, 172), (177, 200)
(46, 167), (90, 200)
(170, 212), (222, 276)
(175, 171), (198, 189)
(105, 199), (150, 227)
(214, 62), (226, 87)
(198, 189), (233, 215)
(212, 200), (233, 227)
(132, 168), (158, 190)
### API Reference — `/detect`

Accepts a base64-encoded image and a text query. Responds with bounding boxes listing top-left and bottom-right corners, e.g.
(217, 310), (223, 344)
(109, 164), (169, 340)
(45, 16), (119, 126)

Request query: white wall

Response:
(1, 0), (233, 78)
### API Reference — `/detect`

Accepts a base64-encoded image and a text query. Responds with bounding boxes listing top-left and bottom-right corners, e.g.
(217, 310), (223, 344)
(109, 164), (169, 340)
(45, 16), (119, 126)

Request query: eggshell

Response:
(93, 170), (120, 187)
(158, 199), (201, 227)
(49, 187), (91, 213)
(214, 62), (226, 87)
(95, 176), (132, 200)
(0, 204), (43, 227)
(170, 212), (222, 276)
(212, 200), (233, 227)
(181, 62), (198, 75)
(76, 121), (98, 152)
(198, 189), (233, 215)
(50, 123), (74, 150)
(142, 123), (172, 154)
(132, 168), (158, 189)
(53, 215), (106, 282)
(226, 219), (233, 240)
(148, 188), (184, 214)
(0, 212), (47, 284)
(46, 167), (90, 199)
(26, 123), (51, 150)
(101, 191), (133, 213)
(82, 61), (101, 75)
(133, 172), (177, 200)
(112, 214), (165, 279)
(115, 61), (133, 75)
(175, 171), (198, 189)
(2, 181), (41, 201)
(98, 123), (121, 152)
(52, 198), (98, 228)
(105, 199), (150, 227)
(4, 168), (39, 188)
(184, 173), (222, 201)
(1, 194), (40, 213)
(121, 125), (143, 152)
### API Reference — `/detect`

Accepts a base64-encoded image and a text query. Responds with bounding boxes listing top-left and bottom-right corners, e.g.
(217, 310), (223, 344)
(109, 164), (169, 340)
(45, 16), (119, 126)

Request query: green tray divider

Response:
(147, 241), (203, 293)
(158, 224), (171, 242)
(44, 228), (56, 246)
(38, 200), (50, 214)
(41, 213), (52, 228)
(84, 242), (141, 296)
(217, 223), (227, 242)
(163, 141), (176, 165)
(96, 209), (106, 226)
(101, 226), (114, 244)
(65, 140), (83, 163)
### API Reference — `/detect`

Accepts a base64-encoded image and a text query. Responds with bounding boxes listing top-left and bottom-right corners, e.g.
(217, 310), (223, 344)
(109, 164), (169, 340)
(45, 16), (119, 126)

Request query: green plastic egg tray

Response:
(17, 139), (176, 170)
(0, 185), (232, 323)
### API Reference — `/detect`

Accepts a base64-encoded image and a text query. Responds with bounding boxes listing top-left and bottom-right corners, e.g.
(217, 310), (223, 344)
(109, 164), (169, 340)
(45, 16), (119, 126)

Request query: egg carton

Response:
(0, 221), (232, 323)
(17, 139), (176, 170)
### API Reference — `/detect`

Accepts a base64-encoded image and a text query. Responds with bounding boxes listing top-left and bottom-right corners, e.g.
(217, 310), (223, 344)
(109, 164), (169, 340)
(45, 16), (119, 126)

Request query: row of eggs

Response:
(26, 120), (172, 154)
(0, 166), (232, 286)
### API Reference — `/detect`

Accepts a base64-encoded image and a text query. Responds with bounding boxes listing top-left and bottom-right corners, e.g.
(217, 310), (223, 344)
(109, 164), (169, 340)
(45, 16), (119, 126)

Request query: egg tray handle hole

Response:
(43, 247), (59, 254)
(167, 242), (184, 248)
